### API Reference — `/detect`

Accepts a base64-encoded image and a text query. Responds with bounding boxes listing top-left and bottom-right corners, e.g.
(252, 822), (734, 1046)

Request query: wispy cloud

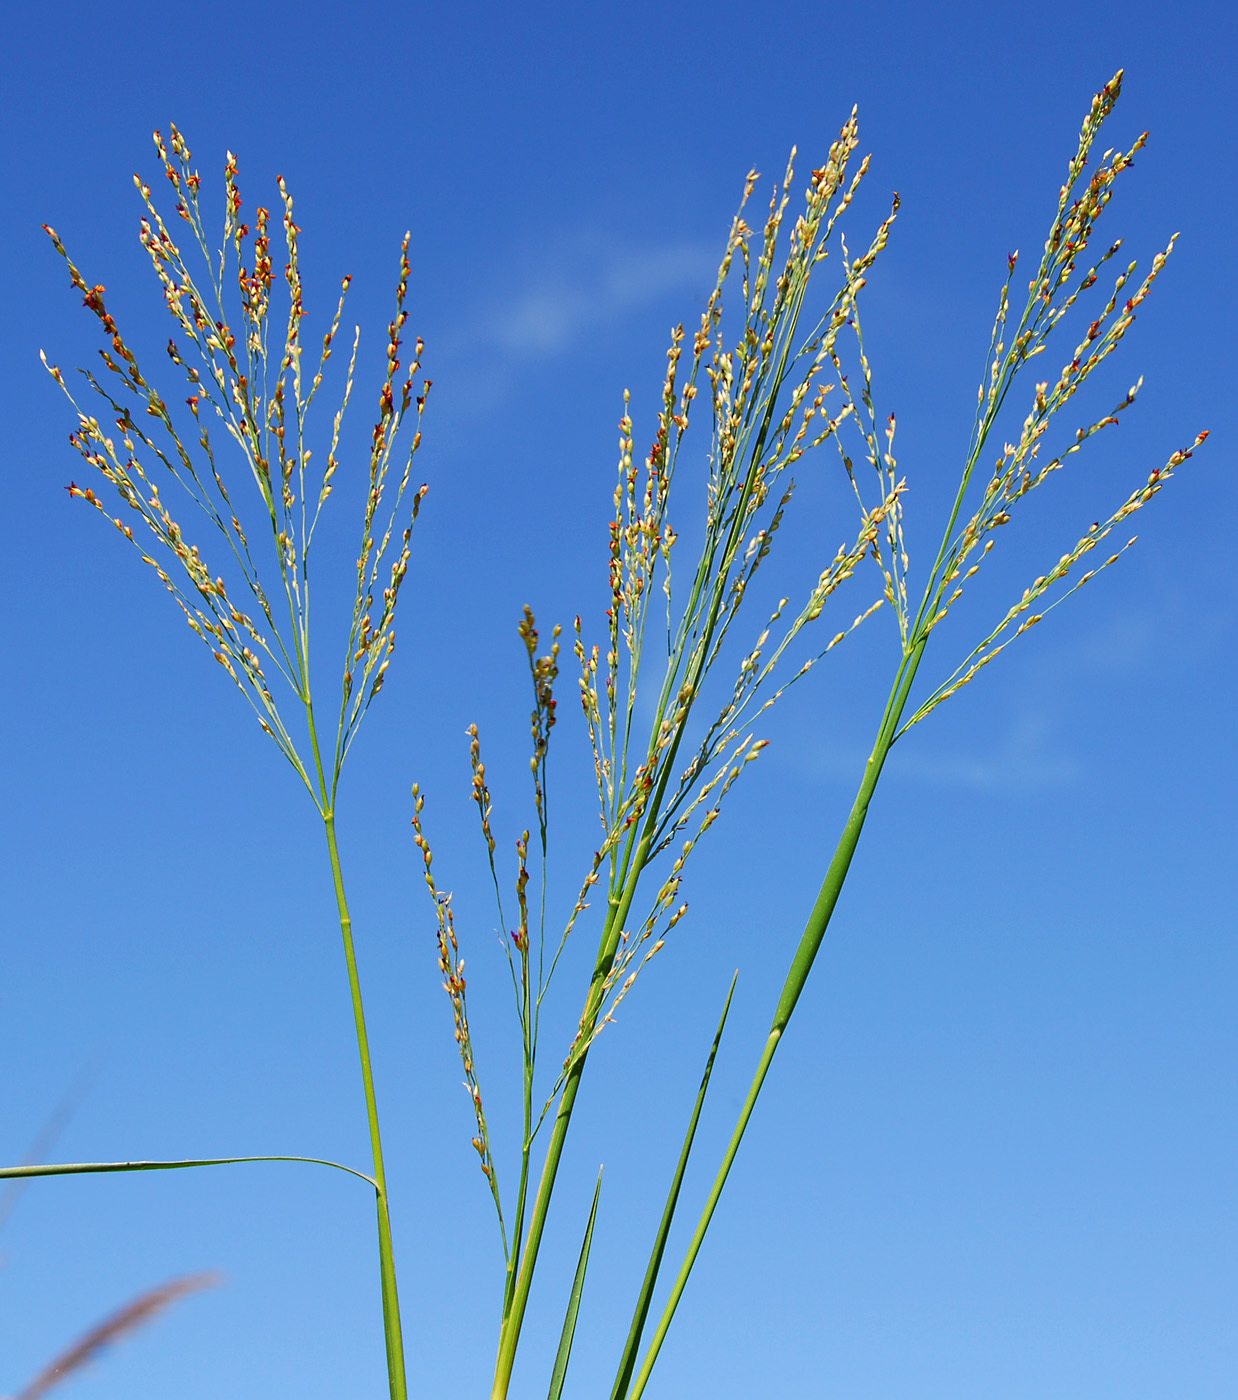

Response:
(891, 711), (1079, 791)
(789, 712), (1078, 795)
(790, 610), (1178, 795)
(453, 234), (718, 362)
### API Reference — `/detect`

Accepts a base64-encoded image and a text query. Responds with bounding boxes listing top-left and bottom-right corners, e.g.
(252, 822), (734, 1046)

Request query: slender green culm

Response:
(324, 809), (407, 1400)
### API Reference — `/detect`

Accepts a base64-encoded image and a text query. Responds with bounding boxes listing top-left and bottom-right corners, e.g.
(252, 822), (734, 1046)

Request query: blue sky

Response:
(1, 3), (1234, 1398)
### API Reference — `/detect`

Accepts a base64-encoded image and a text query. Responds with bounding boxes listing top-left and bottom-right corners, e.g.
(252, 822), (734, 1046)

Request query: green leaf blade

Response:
(547, 1167), (603, 1400)
(609, 971), (737, 1400)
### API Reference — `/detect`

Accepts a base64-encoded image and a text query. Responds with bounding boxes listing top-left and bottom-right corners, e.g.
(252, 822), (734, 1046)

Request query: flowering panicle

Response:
(885, 70), (1205, 732)
(575, 112), (898, 938)
(42, 125), (429, 810)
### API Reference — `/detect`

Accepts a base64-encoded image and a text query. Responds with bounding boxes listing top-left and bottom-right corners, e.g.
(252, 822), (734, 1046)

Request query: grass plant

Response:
(7, 70), (1206, 1399)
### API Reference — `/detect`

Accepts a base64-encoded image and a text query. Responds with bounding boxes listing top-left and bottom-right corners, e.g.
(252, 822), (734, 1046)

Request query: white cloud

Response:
(789, 710), (1079, 795)
(478, 235), (717, 359)
(892, 724), (1079, 791)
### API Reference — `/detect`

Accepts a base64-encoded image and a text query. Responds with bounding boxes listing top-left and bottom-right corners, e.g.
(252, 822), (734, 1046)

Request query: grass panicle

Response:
(41, 124), (429, 809)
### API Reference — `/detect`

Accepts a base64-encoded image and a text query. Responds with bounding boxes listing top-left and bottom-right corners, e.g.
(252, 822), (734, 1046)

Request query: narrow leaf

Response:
(609, 971), (737, 1400)
(0, 1155), (378, 1191)
(547, 1167), (603, 1400)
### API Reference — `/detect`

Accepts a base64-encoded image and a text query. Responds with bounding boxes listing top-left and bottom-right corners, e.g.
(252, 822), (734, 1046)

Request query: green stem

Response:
(501, 942), (535, 1309)
(324, 810), (408, 1400)
(627, 638), (927, 1399)
(490, 917), (616, 1398)
(491, 1054), (589, 1397)
(491, 827), (655, 1400)
(493, 474), (765, 1397)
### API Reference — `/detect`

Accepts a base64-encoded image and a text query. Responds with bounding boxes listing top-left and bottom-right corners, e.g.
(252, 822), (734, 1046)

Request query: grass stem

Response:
(323, 810), (408, 1400)
(490, 827), (657, 1399)
(627, 638), (926, 1398)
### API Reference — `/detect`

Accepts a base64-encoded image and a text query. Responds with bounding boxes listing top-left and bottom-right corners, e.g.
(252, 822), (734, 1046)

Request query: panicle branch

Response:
(902, 429), (1208, 730)
(412, 784), (507, 1254)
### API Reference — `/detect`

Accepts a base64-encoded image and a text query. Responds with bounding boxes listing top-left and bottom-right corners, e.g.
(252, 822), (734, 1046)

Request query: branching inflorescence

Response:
(42, 125), (429, 811)
(415, 108), (908, 1400)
